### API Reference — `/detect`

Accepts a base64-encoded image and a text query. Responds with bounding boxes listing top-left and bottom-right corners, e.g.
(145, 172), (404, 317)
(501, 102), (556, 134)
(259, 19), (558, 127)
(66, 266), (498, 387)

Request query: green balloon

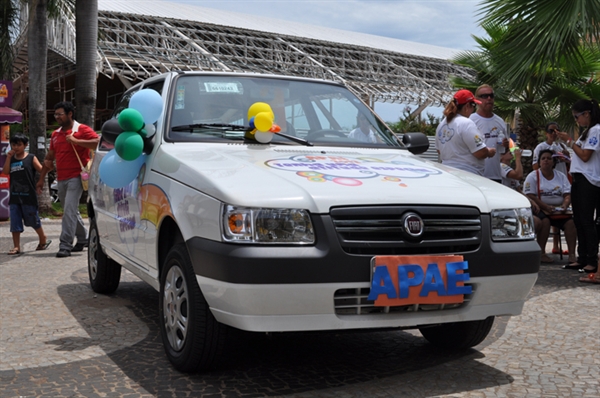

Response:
(118, 108), (145, 132)
(115, 132), (144, 161)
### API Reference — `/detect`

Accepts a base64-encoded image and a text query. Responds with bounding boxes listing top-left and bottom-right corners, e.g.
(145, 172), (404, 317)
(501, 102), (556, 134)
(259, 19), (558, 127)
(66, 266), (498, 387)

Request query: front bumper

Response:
(186, 213), (540, 332)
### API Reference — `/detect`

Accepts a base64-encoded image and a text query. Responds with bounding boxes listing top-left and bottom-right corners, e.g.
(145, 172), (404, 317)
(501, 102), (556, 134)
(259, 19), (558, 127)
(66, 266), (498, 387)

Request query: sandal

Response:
(540, 254), (554, 264)
(7, 248), (21, 255)
(562, 262), (581, 270)
(578, 266), (598, 274)
(579, 273), (600, 284)
(36, 240), (52, 251)
(552, 248), (569, 255)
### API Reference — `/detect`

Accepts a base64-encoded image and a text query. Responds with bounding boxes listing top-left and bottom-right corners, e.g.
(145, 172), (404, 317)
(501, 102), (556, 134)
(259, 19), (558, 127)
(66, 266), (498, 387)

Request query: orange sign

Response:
(369, 255), (471, 306)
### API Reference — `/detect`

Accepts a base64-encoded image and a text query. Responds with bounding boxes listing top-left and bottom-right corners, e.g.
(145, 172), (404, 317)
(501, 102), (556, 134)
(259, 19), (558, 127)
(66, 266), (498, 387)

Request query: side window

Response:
(143, 80), (164, 96)
(113, 89), (139, 118)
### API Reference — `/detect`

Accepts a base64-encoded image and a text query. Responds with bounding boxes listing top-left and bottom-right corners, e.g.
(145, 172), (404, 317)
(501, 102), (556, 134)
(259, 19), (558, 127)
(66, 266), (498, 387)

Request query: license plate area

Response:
(368, 255), (472, 307)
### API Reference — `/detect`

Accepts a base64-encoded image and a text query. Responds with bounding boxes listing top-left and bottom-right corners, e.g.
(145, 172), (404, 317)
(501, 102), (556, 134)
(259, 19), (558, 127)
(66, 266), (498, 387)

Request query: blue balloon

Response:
(129, 89), (164, 125)
(99, 149), (146, 189)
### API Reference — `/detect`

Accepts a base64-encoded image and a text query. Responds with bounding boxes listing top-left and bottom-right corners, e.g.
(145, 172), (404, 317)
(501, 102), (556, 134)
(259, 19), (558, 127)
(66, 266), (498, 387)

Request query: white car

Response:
(87, 71), (540, 372)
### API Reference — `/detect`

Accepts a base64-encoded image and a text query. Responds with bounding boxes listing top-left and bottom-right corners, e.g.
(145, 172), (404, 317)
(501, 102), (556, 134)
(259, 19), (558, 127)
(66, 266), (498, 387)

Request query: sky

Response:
(167, 0), (488, 121)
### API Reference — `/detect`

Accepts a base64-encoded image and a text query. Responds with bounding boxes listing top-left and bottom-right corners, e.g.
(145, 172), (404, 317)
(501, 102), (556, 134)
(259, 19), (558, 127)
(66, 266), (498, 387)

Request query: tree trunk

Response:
(75, 0), (98, 128)
(28, 0), (52, 213)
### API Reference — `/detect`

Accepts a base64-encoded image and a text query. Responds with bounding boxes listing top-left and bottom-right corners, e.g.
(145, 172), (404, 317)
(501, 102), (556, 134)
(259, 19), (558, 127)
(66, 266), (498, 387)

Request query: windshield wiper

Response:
(171, 123), (249, 132)
(172, 123), (313, 146)
(275, 132), (313, 147)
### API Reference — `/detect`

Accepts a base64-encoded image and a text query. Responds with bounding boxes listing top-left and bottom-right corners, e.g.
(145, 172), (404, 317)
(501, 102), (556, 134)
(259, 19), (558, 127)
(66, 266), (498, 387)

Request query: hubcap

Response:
(163, 264), (189, 351)
(89, 228), (98, 279)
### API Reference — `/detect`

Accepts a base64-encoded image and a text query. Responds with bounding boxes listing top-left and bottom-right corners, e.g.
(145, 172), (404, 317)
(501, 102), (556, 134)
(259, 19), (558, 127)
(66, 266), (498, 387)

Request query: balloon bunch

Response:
(99, 89), (163, 188)
(244, 102), (281, 143)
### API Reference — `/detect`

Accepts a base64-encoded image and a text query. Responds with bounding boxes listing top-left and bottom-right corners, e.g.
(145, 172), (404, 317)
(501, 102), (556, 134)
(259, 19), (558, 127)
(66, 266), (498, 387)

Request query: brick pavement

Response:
(1, 218), (598, 397)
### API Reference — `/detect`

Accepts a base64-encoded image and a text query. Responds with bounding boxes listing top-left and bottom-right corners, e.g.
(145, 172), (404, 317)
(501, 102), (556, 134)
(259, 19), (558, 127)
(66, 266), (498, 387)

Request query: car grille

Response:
(330, 205), (482, 255)
(334, 286), (474, 316)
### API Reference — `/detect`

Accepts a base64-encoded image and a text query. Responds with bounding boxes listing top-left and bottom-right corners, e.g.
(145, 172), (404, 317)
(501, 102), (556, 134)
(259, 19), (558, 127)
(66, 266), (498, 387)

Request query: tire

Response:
(419, 316), (495, 349)
(159, 243), (227, 372)
(88, 219), (121, 294)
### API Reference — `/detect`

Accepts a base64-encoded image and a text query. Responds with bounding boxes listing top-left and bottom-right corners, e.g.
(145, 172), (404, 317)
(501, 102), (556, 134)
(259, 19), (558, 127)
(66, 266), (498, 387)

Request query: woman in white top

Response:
(557, 99), (600, 274)
(533, 122), (572, 255)
(435, 89), (496, 175)
(524, 149), (577, 264)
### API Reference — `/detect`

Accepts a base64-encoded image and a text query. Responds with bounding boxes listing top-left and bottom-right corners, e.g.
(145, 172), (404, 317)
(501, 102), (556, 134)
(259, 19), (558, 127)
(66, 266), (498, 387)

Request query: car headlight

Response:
(222, 205), (315, 244)
(491, 208), (535, 241)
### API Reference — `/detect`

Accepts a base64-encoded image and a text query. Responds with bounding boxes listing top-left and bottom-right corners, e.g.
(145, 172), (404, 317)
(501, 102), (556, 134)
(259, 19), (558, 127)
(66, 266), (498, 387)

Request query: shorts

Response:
(536, 210), (572, 229)
(9, 203), (42, 232)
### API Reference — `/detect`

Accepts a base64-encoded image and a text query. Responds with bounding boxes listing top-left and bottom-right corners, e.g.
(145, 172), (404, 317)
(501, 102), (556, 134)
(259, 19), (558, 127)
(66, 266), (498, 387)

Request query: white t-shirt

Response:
(569, 124), (600, 187)
(470, 113), (506, 180)
(348, 128), (378, 143)
(435, 114), (487, 175)
(500, 163), (520, 190)
(523, 169), (571, 206)
(532, 141), (569, 176)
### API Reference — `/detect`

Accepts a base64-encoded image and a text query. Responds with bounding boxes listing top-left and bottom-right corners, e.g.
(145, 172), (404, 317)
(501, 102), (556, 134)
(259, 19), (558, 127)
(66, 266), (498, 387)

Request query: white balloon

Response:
(254, 131), (273, 143)
(141, 123), (156, 138)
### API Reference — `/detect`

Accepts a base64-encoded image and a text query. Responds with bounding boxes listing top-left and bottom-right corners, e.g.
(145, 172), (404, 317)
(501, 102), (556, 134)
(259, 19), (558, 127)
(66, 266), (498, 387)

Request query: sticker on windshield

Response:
(174, 85), (186, 110)
(204, 82), (241, 94)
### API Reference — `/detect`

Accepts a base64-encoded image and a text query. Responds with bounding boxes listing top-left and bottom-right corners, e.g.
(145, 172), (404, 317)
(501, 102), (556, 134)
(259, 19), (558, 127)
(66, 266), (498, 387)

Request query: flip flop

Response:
(562, 263), (581, 270)
(579, 273), (600, 284)
(7, 248), (21, 255)
(36, 240), (52, 251)
(540, 254), (554, 264)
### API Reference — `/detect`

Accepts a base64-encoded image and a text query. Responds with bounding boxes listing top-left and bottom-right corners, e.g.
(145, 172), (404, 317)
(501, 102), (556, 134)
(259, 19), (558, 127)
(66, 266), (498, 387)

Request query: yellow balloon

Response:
(254, 112), (274, 132)
(248, 102), (273, 120)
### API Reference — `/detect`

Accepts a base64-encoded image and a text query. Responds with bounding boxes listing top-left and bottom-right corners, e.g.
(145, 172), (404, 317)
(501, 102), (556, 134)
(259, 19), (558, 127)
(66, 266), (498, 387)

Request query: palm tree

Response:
(450, 22), (600, 172)
(478, 0), (600, 88)
(0, 0), (19, 79)
(74, 0), (97, 127)
(27, 0), (53, 212)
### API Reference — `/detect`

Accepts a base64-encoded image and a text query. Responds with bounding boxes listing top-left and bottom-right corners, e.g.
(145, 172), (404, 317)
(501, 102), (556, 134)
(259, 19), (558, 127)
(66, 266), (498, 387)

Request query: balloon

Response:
(118, 108), (145, 132)
(254, 131), (273, 143)
(115, 131), (144, 161)
(99, 150), (146, 188)
(247, 102), (273, 121)
(101, 118), (123, 145)
(140, 123), (156, 138)
(129, 89), (164, 124)
(254, 112), (273, 132)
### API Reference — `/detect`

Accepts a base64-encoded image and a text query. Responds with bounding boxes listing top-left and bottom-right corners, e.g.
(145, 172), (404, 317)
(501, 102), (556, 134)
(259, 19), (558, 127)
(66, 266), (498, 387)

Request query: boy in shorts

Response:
(2, 134), (51, 254)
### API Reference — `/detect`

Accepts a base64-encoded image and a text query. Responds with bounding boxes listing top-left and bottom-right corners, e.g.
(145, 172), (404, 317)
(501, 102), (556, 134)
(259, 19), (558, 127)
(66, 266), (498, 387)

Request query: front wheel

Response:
(419, 316), (494, 349)
(159, 243), (227, 372)
(88, 219), (121, 294)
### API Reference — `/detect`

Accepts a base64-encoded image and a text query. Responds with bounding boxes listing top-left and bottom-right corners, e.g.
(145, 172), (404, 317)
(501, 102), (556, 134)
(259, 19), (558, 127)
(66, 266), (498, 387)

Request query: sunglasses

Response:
(478, 93), (495, 99)
(573, 111), (587, 120)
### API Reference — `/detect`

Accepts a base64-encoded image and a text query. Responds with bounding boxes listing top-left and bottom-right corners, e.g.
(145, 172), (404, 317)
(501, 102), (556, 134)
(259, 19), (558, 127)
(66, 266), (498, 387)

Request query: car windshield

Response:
(167, 75), (402, 148)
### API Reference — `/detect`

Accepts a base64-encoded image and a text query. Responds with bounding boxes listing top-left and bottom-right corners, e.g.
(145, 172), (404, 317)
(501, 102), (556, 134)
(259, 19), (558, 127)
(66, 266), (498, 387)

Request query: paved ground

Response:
(1, 219), (599, 397)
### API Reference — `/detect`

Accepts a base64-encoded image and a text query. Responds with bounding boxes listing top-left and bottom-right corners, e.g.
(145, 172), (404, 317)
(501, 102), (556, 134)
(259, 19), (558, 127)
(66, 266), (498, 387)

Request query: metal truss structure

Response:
(12, 8), (474, 110)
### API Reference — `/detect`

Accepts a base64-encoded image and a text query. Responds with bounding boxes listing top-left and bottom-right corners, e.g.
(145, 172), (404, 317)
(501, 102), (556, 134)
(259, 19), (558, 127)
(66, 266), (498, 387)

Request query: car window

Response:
(166, 75), (400, 148)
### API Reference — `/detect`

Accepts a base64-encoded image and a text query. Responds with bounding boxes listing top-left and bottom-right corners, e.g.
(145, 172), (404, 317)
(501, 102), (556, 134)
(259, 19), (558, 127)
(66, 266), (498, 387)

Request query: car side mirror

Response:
(402, 132), (430, 155)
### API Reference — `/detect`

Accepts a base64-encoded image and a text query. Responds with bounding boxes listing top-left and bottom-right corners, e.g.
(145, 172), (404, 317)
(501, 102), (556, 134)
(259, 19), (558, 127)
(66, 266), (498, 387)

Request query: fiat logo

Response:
(403, 213), (424, 238)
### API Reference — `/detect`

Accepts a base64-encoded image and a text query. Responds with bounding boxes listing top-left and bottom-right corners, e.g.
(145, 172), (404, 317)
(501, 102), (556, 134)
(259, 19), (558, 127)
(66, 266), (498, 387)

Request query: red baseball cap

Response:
(454, 89), (482, 105)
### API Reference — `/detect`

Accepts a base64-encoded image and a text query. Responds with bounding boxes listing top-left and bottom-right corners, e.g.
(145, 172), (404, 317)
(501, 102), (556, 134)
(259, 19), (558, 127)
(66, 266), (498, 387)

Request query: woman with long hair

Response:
(557, 99), (600, 275)
(435, 89), (496, 175)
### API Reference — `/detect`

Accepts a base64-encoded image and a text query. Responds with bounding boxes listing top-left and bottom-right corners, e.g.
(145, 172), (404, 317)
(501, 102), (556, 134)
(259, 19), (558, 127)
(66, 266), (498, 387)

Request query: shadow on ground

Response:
(0, 267), (518, 397)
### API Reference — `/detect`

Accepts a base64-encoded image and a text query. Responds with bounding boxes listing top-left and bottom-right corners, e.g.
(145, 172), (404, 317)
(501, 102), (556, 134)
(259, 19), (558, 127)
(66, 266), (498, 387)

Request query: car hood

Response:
(152, 143), (529, 213)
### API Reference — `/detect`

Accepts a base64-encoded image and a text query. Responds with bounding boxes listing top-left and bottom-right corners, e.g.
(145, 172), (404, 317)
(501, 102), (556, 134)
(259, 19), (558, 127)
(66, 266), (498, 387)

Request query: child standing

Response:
(2, 134), (51, 254)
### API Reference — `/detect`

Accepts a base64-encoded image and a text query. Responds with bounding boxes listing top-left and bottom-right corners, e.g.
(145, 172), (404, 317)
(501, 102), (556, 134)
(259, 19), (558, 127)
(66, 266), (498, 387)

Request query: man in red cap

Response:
(436, 89), (496, 175)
